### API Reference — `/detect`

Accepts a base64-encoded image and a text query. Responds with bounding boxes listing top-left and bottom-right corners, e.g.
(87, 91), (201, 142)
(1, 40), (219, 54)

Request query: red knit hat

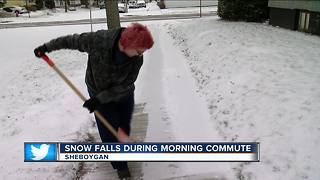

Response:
(120, 23), (154, 49)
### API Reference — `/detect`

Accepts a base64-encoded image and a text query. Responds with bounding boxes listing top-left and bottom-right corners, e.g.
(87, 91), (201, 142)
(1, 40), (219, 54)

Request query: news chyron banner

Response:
(24, 142), (260, 162)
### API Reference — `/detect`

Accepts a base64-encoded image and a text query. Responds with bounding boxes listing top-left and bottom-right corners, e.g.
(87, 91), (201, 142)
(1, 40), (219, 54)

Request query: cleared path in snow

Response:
(135, 23), (232, 179)
(78, 103), (148, 180)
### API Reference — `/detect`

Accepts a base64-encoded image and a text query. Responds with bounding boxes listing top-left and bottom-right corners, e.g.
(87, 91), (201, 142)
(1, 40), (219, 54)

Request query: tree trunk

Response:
(105, 0), (120, 29)
(64, 0), (68, 12)
(124, 0), (128, 10)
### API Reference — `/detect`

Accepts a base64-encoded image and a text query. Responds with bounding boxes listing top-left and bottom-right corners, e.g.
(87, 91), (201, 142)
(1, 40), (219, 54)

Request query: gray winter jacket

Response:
(44, 28), (143, 103)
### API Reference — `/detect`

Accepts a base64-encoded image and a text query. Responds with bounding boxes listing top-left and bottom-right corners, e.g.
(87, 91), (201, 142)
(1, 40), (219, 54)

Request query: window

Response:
(298, 11), (310, 32)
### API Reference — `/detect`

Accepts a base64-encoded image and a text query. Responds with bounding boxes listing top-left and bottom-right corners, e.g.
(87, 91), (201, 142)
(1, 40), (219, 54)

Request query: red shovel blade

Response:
(118, 127), (132, 143)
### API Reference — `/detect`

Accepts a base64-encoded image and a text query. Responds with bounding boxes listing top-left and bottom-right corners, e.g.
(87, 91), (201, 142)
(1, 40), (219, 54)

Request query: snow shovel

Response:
(39, 54), (131, 143)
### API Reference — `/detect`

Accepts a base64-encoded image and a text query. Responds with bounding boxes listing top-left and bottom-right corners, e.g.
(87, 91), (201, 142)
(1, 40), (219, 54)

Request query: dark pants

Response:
(88, 89), (134, 170)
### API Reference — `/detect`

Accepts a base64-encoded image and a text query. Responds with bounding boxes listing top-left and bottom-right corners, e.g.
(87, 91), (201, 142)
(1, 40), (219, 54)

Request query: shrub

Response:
(35, 0), (43, 10)
(218, 0), (269, 22)
(81, 0), (89, 8)
(25, 5), (38, 11)
(157, 0), (165, 9)
(45, 0), (55, 9)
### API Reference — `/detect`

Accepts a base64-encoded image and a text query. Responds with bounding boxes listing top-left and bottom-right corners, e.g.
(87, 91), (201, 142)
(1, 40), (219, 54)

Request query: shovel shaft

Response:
(52, 65), (87, 101)
(40, 55), (119, 141)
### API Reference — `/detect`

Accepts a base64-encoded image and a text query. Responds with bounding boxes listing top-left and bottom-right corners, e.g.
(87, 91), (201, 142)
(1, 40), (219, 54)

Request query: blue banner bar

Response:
(59, 142), (259, 153)
(24, 142), (260, 162)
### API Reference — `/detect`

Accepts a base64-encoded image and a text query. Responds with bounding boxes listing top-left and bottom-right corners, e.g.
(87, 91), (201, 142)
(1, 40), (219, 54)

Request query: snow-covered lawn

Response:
(165, 17), (320, 180)
(0, 15), (320, 179)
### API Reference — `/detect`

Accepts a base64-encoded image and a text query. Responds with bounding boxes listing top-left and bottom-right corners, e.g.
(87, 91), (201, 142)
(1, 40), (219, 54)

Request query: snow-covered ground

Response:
(1, 6), (320, 180)
(0, 2), (217, 24)
(164, 17), (320, 180)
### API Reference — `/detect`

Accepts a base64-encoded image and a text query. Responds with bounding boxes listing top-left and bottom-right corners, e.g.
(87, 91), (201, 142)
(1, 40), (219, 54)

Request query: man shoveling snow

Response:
(34, 22), (154, 179)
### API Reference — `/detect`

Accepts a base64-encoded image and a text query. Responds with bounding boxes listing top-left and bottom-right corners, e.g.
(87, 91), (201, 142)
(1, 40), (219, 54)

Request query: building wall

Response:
(269, 0), (320, 36)
(269, 0), (320, 12)
(309, 11), (320, 35)
(269, 7), (299, 30)
(269, 6), (320, 36)
(164, 0), (217, 8)
(54, 0), (81, 7)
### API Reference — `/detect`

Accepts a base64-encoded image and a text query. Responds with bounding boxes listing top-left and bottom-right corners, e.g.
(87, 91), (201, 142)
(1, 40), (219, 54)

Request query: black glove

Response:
(34, 44), (48, 58)
(83, 97), (100, 113)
